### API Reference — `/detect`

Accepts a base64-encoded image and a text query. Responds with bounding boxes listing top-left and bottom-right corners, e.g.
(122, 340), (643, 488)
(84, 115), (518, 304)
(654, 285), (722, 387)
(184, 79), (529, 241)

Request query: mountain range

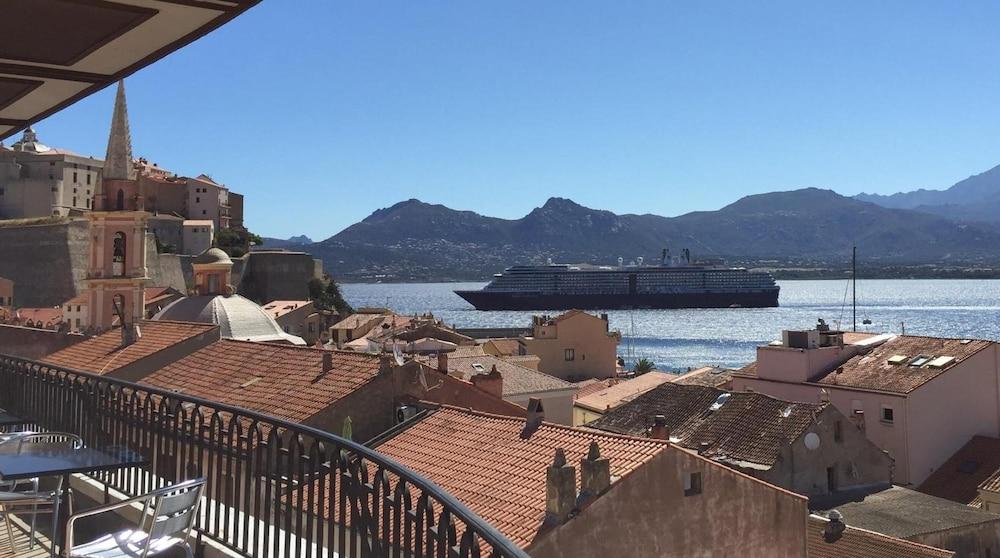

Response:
(264, 165), (1000, 281)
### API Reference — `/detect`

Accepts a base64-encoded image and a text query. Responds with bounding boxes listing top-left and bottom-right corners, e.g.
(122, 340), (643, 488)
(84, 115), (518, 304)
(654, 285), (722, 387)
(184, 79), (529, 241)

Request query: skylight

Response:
(709, 393), (731, 412)
(887, 355), (908, 365)
(927, 356), (956, 368)
(471, 363), (486, 372)
(908, 355), (932, 367)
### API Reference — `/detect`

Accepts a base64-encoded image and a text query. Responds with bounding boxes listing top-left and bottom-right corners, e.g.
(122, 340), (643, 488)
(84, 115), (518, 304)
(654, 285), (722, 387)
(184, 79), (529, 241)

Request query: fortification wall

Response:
(0, 219), (88, 307)
(236, 250), (322, 304)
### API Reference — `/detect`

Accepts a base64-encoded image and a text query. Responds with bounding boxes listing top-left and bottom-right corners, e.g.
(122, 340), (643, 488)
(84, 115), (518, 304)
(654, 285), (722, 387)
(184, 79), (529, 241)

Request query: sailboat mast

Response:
(852, 245), (857, 332)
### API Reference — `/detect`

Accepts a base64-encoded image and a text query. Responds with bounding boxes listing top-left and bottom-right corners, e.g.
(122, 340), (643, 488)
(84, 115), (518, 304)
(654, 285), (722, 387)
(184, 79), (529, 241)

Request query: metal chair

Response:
(65, 478), (206, 558)
(0, 432), (83, 555)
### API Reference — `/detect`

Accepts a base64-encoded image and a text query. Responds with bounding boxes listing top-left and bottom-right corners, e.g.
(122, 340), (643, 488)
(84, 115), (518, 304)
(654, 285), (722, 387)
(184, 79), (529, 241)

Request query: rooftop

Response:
(588, 383), (825, 469)
(371, 405), (669, 548)
(261, 300), (312, 320)
(671, 366), (734, 388)
(153, 294), (306, 345)
(918, 436), (1000, 507)
(41, 320), (218, 374)
(14, 307), (62, 326)
(806, 515), (954, 558)
(442, 354), (576, 397)
(331, 313), (384, 330)
(574, 372), (674, 413)
(828, 486), (1000, 539)
(139, 340), (382, 425)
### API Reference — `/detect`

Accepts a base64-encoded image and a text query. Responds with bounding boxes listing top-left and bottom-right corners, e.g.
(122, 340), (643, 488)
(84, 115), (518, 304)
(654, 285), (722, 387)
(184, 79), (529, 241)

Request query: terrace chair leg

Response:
(1, 505), (14, 555)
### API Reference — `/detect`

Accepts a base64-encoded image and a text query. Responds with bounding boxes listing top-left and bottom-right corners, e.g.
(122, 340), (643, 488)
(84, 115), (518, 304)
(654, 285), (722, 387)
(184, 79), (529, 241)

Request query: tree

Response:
(309, 277), (353, 315)
(632, 358), (656, 375)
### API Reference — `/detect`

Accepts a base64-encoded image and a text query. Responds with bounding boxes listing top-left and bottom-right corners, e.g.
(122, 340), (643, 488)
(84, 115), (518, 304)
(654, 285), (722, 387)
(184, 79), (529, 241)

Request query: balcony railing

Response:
(0, 353), (528, 558)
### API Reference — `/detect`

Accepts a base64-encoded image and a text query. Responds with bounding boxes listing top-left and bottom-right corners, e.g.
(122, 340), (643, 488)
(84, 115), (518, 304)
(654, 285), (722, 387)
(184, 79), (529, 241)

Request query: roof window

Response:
(908, 355), (932, 367)
(709, 393), (731, 412)
(471, 363), (485, 373)
(887, 355), (907, 365)
(927, 356), (956, 368)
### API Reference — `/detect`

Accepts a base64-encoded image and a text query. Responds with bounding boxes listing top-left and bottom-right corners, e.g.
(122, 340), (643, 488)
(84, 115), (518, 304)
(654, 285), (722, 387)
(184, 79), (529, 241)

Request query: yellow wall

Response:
(523, 312), (619, 381)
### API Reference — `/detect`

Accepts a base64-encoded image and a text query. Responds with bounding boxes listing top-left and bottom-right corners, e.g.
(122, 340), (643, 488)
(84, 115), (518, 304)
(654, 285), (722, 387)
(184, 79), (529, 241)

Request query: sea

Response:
(341, 280), (1000, 372)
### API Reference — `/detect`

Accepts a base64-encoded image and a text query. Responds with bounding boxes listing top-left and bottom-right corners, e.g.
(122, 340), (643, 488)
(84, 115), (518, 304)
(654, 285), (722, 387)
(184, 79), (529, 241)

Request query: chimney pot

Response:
(471, 365), (503, 399)
(521, 398), (545, 439)
(698, 441), (711, 455)
(322, 351), (333, 374)
(437, 351), (448, 373)
(649, 414), (670, 440)
(578, 442), (611, 506)
(824, 510), (846, 542)
(545, 448), (576, 525)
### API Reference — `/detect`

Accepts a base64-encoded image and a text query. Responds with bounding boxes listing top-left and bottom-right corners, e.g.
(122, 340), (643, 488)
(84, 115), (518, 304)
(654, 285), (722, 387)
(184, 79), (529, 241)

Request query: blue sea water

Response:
(341, 280), (1000, 371)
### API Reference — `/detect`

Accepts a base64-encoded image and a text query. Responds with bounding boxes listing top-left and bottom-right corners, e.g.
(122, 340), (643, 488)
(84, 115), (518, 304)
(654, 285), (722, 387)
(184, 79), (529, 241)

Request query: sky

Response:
(19, 1), (1000, 240)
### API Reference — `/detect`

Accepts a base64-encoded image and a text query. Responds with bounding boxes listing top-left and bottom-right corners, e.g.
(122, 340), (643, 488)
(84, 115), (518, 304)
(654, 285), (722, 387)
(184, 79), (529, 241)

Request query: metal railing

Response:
(0, 354), (528, 558)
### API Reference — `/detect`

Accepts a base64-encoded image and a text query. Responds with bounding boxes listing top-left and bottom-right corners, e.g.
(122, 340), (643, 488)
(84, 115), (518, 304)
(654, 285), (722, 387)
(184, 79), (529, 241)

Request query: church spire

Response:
(103, 80), (135, 181)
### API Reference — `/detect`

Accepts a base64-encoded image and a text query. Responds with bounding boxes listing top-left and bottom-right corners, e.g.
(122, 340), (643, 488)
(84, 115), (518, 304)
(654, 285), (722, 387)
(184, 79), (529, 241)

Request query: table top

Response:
(0, 446), (147, 480)
(0, 410), (31, 427)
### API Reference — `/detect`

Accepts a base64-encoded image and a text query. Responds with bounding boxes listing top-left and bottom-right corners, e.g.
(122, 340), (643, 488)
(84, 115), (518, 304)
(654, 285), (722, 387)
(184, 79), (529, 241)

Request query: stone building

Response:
(733, 322), (1000, 485)
(588, 383), (893, 499)
(154, 248), (306, 345)
(262, 300), (328, 345)
(0, 276), (12, 308)
(521, 310), (620, 381)
(186, 174), (230, 230)
(0, 127), (103, 218)
(181, 219), (214, 255)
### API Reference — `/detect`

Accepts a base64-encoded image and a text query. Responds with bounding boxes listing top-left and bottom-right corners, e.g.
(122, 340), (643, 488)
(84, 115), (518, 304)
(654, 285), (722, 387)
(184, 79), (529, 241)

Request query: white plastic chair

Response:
(65, 478), (206, 558)
(0, 432), (82, 554)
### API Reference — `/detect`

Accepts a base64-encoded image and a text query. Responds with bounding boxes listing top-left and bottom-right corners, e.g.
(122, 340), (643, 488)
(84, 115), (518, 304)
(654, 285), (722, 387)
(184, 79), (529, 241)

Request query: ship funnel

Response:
(617, 256), (624, 268)
(637, 256), (644, 267)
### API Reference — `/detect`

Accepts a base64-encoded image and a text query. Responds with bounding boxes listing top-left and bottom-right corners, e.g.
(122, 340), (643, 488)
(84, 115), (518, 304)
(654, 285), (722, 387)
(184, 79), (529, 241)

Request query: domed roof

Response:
(153, 294), (306, 345)
(193, 247), (232, 265)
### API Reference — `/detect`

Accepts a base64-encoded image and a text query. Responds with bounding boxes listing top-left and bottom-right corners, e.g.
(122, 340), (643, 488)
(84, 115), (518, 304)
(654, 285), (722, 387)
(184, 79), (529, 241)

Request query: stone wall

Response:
(235, 250), (323, 304)
(0, 219), (88, 307)
(0, 325), (85, 360)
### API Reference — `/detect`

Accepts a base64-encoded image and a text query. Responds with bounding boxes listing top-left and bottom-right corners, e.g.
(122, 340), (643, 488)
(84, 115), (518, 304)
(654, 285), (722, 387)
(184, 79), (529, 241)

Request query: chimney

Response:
(697, 441), (711, 455)
(649, 415), (670, 440)
(322, 351), (333, 375)
(824, 510), (846, 542)
(120, 322), (139, 347)
(471, 365), (503, 399)
(544, 448), (576, 525)
(521, 398), (545, 439)
(578, 442), (611, 506)
(378, 353), (394, 374)
(437, 352), (448, 373)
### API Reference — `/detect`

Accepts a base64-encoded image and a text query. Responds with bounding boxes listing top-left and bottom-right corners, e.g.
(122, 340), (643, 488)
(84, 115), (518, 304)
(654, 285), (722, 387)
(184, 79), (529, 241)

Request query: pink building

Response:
(733, 321), (1000, 486)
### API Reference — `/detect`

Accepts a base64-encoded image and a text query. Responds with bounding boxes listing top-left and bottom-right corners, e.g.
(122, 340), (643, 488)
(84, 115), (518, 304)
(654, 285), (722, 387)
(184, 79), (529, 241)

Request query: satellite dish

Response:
(804, 432), (821, 451)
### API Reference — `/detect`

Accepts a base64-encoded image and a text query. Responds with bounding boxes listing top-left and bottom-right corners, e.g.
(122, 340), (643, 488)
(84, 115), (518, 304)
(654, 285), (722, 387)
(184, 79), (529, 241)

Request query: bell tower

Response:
(85, 80), (149, 330)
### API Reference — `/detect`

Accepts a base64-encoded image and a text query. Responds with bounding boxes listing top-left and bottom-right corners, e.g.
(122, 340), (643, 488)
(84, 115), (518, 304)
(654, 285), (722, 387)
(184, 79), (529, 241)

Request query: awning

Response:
(0, 0), (261, 140)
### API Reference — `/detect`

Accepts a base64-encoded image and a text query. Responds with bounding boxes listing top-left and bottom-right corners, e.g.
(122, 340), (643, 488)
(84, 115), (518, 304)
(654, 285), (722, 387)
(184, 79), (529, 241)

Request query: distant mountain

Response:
(855, 163), (1000, 223)
(304, 189), (1000, 281)
(260, 235), (313, 250)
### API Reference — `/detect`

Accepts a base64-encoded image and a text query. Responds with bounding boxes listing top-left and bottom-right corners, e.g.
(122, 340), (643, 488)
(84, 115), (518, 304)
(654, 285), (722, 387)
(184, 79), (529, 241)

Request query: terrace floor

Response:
(0, 514), (53, 558)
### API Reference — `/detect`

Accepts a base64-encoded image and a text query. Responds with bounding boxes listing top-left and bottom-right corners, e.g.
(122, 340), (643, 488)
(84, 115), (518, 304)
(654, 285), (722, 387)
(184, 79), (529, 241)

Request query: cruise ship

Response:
(455, 249), (779, 310)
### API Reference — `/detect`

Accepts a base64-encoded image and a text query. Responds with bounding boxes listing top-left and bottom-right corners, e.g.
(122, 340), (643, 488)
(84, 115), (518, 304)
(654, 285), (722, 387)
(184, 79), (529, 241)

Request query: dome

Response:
(153, 294), (306, 345)
(193, 248), (232, 265)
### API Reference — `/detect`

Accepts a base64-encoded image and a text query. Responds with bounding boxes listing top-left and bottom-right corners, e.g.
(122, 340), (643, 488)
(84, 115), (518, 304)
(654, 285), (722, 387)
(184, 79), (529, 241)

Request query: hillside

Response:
(855, 163), (1000, 223)
(299, 189), (1000, 281)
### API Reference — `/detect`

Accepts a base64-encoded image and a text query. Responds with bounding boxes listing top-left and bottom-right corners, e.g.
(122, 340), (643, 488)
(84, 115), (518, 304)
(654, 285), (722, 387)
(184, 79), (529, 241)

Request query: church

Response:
(85, 81), (304, 346)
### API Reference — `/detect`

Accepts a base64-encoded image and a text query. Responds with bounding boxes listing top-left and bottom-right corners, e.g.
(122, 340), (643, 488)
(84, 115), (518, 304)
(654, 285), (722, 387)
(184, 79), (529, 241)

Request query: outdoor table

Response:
(0, 445), (148, 557)
(0, 409), (31, 430)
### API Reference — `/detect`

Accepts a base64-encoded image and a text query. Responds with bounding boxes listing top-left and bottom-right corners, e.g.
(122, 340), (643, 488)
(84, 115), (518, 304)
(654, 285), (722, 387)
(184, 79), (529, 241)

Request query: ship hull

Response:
(453, 289), (779, 310)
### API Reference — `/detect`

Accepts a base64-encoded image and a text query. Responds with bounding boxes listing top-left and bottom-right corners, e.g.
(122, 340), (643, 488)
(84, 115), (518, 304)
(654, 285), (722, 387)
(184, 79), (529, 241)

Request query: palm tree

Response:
(632, 358), (656, 375)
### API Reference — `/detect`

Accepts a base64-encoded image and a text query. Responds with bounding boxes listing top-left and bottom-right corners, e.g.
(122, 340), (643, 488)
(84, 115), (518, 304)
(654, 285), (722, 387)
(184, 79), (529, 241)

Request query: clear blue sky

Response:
(22, 1), (1000, 240)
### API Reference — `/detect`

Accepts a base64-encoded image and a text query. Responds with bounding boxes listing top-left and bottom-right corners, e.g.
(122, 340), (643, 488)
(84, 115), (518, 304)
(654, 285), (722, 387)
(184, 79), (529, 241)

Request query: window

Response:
(73, 172), (78, 182)
(86, 174), (91, 185)
(834, 420), (843, 443)
(112, 232), (127, 276)
(116, 189), (125, 210)
(683, 472), (702, 496)
(881, 405), (894, 424)
(564, 348), (575, 361)
(202, 210), (207, 215)
(72, 196), (77, 206)
(196, 197), (200, 203)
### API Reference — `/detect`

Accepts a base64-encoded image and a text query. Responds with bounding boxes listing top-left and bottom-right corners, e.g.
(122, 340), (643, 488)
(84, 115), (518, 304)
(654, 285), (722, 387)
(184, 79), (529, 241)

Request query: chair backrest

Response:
(143, 478), (206, 558)
(15, 432), (83, 453)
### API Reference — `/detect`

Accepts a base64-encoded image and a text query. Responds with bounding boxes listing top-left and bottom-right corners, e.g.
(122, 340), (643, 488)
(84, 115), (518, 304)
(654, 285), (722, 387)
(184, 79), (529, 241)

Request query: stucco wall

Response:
(528, 446), (808, 558)
(523, 313), (618, 381)
(905, 346), (1000, 486)
(508, 390), (575, 425)
(0, 325), (85, 360)
(764, 406), (892, 497)
(911, 521), (1000, 558)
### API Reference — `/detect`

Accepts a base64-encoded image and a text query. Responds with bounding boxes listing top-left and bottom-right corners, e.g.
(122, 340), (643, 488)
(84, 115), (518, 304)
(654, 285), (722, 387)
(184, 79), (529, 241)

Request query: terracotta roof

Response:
(830, 486), (1000, 539)
(42, 321), (218, 374)
(261, 300), (312, 319)
(443, 354), (575, 397)
(574, 372), (674, 413)
(371, 406), (670, 548)
(62, 295), (88, 306)
(331, 313), (384, 330)
(671, 366), (734, 388)
(15, 307), (62, 326)
(450, 344), (487, 358)
(486, 338), (523, 356)
(588, 383), (824, 469)
(806, 516), (954, 558)
(144, 287), (180, 306)
(140, 339), (382, 425)
(918, 436), (1000, 506)
(813, 336), (992, 394)
(574, 378), (616, 399)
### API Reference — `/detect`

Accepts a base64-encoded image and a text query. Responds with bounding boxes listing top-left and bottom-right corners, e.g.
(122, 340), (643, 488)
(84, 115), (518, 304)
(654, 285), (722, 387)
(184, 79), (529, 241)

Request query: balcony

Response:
(0, 354), (527, 558)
